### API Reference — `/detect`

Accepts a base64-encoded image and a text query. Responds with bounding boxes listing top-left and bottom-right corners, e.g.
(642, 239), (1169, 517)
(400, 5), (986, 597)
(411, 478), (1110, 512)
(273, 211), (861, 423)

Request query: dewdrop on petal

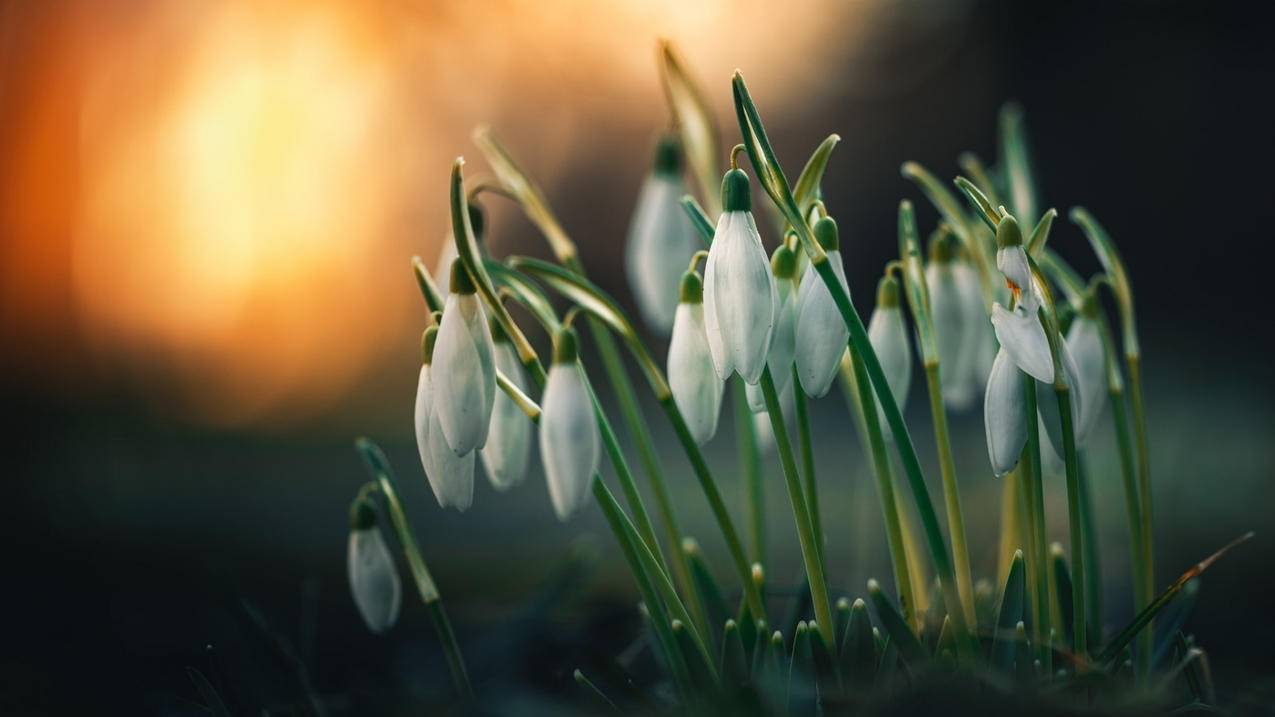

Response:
(414, 326), (475, 511)
(867, 274), (912, 438)
(433, 260), (497, 456)
(480, 317), (533, 490)
(703, 162), (776, 384)
(926, 233), (976, 409)
(347, 496), (402, 634)
(540, 328), (600, 520)
(746, 244), (800, 413)
(794, 216), (851, 398)
(667, 270), (724, 444)
(625, 135), (701, 334)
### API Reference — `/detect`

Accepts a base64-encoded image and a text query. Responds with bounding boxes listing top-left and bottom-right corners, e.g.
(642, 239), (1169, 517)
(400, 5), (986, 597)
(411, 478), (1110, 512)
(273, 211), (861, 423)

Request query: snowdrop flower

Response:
(480, 318), (533, 490)
(745, 244), (800, 413)
(926, 234), (977, 409)
(983, 347), (1028, 476)
(953, 255), (995, 389)
(1036, 333), (1093, 460)
(433, 261), (497, 456)
(867, 275), (912, 438)
(414, 326), (476, 510)
(540, 328), (600, 520)
(989, 216), (1054, 384)
(626, 136), (701, 334)
(1065, 302), (1107, 442)
(668, 270), (724, 444)
(348, 497), (401, 634)
(795, 216), (850, 398)
(703, 166), (776, 384)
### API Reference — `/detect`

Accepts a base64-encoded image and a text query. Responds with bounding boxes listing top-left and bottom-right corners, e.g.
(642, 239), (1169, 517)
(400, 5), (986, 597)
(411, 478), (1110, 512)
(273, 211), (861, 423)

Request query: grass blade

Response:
(991, 551), (1026, 671)
(867, 579), (926, 666)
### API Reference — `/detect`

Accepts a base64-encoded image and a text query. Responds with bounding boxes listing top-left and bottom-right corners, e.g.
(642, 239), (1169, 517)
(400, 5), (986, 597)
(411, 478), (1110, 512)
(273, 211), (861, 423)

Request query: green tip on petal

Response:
(996, 213), (1023, 249)
(771, 244), (798, 279)
(449, 259), (477, 295)
(876, 275), (901, 308)
(350, 496), (377, 531)
(721, 168), (751, 212)
(813, 216), (839, 252)
(653, 134), (683, 177)
(552, 327), (579, 364)
(679, 270), (703, 304)
(421, 326), (438, 364)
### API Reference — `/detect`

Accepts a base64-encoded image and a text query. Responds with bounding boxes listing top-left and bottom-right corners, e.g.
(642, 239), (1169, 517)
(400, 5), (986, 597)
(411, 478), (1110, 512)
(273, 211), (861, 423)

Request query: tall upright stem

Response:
(793, 367), (824, 563)
(1056, 386), (1087, 659)
(1021, 378), (1052, 671)
(1110, 382), (1149, 677)
(922, 362), (975, 625)
(733, 379), (766, 568)
(1127, 356), (1155, 668)
(758, 368), (835, 648)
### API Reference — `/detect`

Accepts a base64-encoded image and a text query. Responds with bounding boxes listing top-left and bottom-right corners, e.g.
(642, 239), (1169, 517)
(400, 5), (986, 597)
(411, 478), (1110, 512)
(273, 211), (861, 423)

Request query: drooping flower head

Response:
(668, 268), (724, 444)
(746, 243), (799, 413)
(540, 327), (600, 521)
(433, 260), (497, 456)
(867, 274), (912, 438)
(926, 231), (977, 409)
(795, 216), (850, 398)
(414, 325), (476, 510)
(703, 166), (776, 385)
(626, 135), (701, 334)
(480, 316), (533, 490)
(347, 496), (402, 634)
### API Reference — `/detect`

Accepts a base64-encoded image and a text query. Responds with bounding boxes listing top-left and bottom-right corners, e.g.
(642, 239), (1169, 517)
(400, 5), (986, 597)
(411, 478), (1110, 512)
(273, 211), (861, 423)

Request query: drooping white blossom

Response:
(1066, 311), (1107, 443)
(795, 217), (851, 398)
(433, 261), (497, 455)
(703, 168), (776, 385)
(926, 236), (977, 409)
(481, 326), (533, 490)
(746, 245), (799, 413)
(348, 500), (402, 634)
(983, 347), (1028, 476)
(540, 330), (600, 521)
(626, 137), (701, 334)
(953, 257), (995, 392)
(668, 271), (724, 444)
(867, 275), (912, 438)
(414, 333), (476, 511)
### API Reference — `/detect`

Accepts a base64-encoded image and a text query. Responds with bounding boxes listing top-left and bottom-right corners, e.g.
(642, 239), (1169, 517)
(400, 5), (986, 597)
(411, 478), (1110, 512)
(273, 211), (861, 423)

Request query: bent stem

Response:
(355, 439), (473, 701)
(758, 368), (834, 648)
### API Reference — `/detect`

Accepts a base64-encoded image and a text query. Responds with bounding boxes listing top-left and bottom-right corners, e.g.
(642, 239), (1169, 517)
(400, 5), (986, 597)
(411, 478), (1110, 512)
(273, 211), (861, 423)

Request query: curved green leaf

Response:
(991, 551), (1026, 671)
(792, 134), (841, 218)
(867, 579), (925, 665)
(659, 41), (722, 216)
(471, 127), (577, 262)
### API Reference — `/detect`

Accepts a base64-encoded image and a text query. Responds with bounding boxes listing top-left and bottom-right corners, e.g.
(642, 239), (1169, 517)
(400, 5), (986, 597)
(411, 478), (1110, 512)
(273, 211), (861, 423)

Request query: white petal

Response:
(868, 305), (912, 438)
(348, 528), (402, 633)
(953, 262), (993, 394)
(745, 381), (767, 413)
(1036, 340), (1086, 460)
(984, 348), (1028, 477)
(753, 410), (775, 454)
(997, 245), (1032, 296)
(990, 303), (1055, 383)
(626, 175), (700, 334)
(927, 263), (975, 409)
(427, 405), (475, 510)
(540, 364), (600, 520)
(433, 237), (458, 305)
(433, 293), (497, 454)
(703, 211), (775, 383)
(480, 342), (534, 490)
(668, 303), (724, 444)
(745, 280), (797, 413)
(413, 364), (434, 480)
(1067, 316), (1106, 444)
(794, 251), (850, 397)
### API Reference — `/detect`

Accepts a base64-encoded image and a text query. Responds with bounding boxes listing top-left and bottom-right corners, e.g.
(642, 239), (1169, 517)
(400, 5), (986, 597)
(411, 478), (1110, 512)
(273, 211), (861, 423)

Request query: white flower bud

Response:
(433, 264), (497, 456)
(348, 501), (401, 634)
(667, 274), (723, 444)
(867, 277), (911, 438)
(540, 331), (600, 520)
(480, 336), (533, 490)
(415, 333), (475, 511)
(626, 139), (700, 333)
(984, 347), (1028, 477)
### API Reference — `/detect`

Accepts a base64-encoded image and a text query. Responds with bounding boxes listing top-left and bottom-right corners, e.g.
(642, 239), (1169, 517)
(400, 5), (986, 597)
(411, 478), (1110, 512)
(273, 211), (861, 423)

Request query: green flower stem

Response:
(758, 368), (835, 648)
(1127, 355), (1155, 662)
(922, 361), (976, 626)
(1020, 377), (1052, 671)
(733, 379), (766, 567)
(792, 366), (824, 562)
(355, 439), (473, 701)
(1055, 386), (1087, 659)
(1078, 454), (1103, 647)
(839, 351), (917, 628)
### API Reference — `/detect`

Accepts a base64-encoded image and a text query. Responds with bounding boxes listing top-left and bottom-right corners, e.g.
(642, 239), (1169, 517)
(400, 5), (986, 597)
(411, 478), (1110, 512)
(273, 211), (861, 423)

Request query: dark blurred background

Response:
(4, 0), (1274, 713)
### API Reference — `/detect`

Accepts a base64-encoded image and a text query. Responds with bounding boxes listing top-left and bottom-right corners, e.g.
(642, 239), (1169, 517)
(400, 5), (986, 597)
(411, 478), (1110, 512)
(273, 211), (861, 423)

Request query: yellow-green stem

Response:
(1127, 355), (1155, 672)
(733, 379), (766, 568)
(793, 366), (824, 563)
(1021, 378), (1052, 671)
(922, 362), (976, 626)
(1056, 386), (1087, 659)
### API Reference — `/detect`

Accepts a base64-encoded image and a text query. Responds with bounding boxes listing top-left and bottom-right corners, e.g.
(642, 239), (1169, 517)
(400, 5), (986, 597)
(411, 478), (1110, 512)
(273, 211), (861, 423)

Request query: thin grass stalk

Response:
(758, 368), (835, 648)
(1078, 454), (1103, 647)
(1055, 386), (1087, 659)
(734, 379), (766, 567)
(922, 361), (976, 625)
(839, 351), (918, 628)
(1021, 378), (1052, 671)
(793, 366), (824, 562)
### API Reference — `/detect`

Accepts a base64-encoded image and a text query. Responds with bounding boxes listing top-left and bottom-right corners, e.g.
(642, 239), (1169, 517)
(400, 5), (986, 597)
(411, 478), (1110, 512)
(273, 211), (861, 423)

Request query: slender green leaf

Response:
(680, 195), (716, 243)
(991, 551), (1026, 671)
(574, 669), (620, 712)
(722, 619), (749, 688)
(187, 668), (231, 717)
(1026, 208), (1058, 258)
(686, 538), (731, 643)
(659, 41), (721, 215)
(867, 579), (926, 665)
(471, 127), (576, 262)
(841, 599), (875, 689)
(999, 103), (1037, 226)
(792, 134), (841, 218)
(952, 175), (999, 232)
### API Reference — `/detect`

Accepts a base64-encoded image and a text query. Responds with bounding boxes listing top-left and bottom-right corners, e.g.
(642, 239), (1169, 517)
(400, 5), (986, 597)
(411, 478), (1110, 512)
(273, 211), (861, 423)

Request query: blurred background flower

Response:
(4, 0), (1274, 711)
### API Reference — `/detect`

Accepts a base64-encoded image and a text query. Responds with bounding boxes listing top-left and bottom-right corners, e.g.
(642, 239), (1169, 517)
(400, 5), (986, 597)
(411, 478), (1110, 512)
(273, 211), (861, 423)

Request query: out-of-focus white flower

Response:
(983, 347), (1027, 476)
(867, 275), (912, 438)
(348, 498), (402, 634)
(926, 235), (977, 409)
(540, 329), (600, 520)
(414, 327), (476, 511)
(746, 244), (799, 413)
(795, 217), (851, 398)
(433, 261), (497, 456)
(626, 137), (701, 334)
(668, 271), (724, 444)
(1066, 309), (1107, 443)
(480, 320), (533, 490)
(703, 168), (776, 385)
